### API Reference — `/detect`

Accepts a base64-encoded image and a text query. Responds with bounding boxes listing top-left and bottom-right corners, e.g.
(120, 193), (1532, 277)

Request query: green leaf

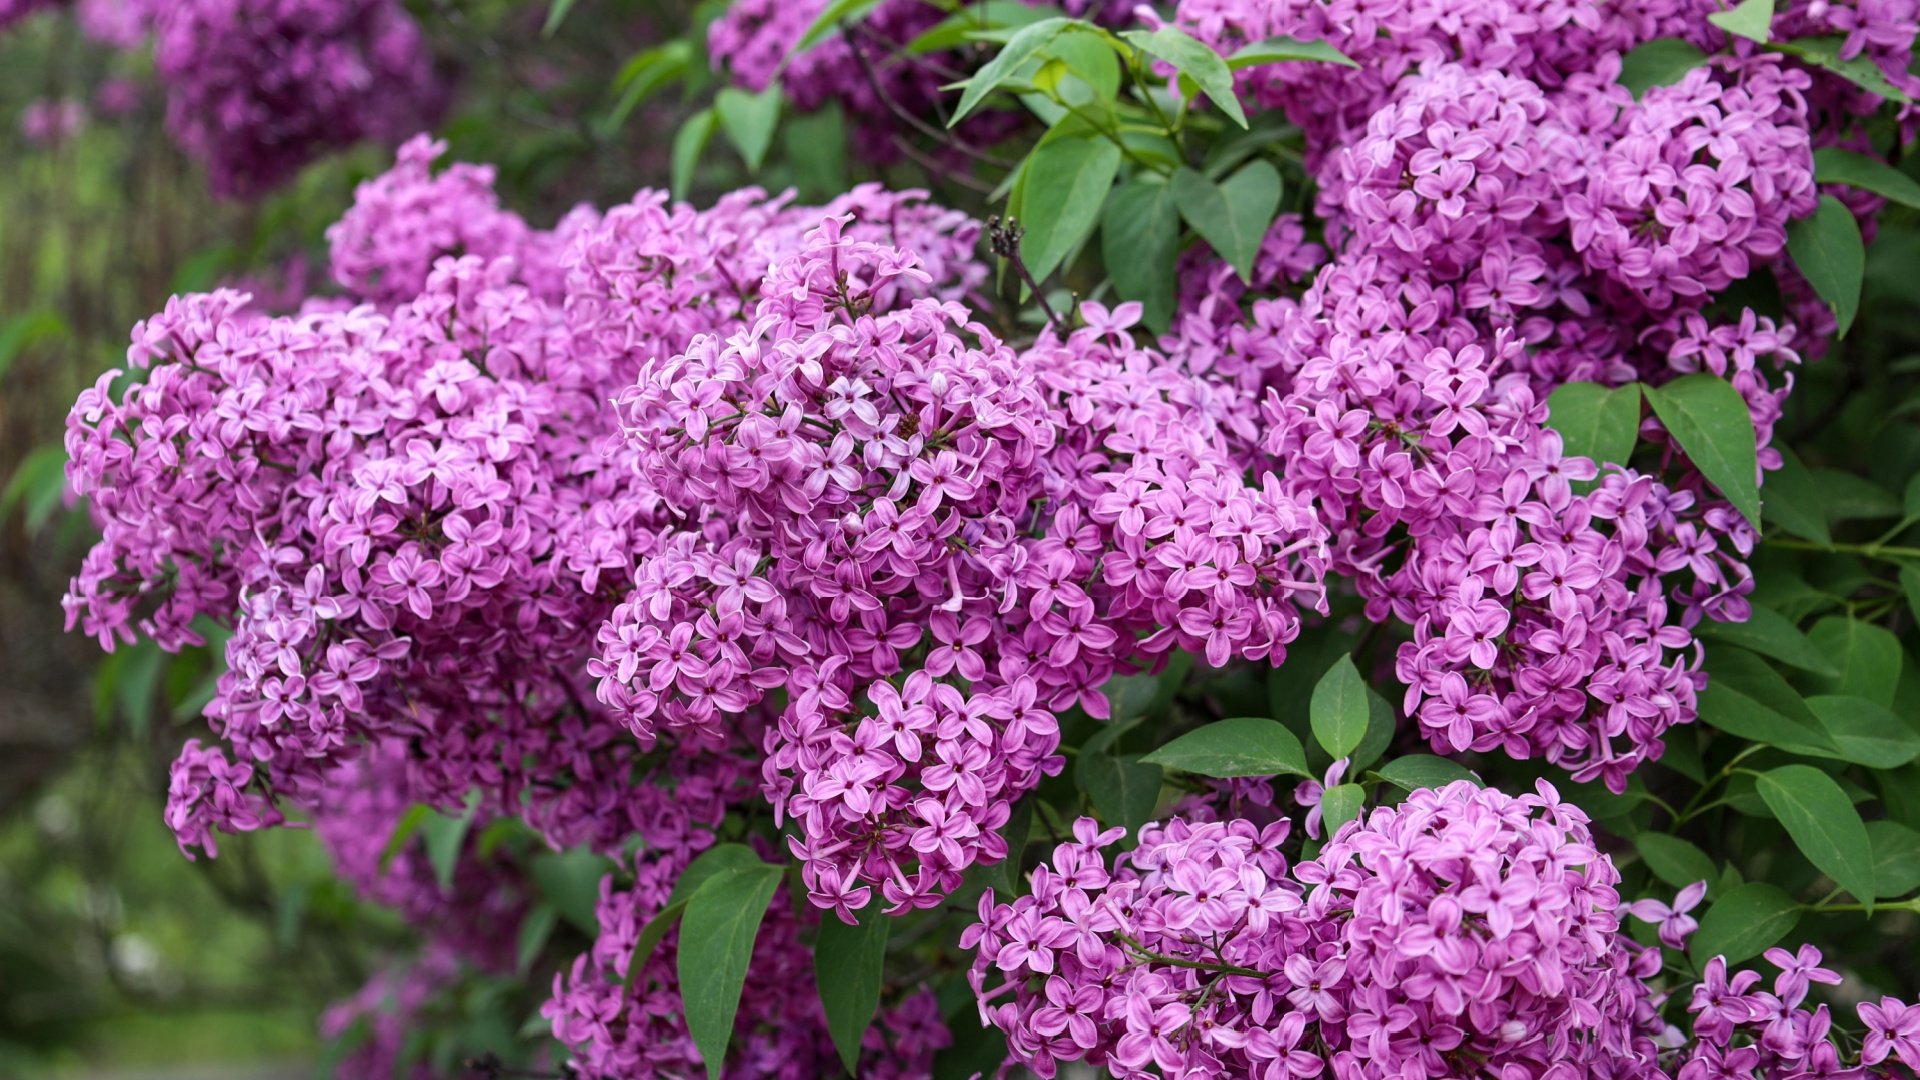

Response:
(601, 41), (692, 136)
(1171, 161), (1280, 284)
(517, 902), (559, 975)
(1372, 755), (1480, 792)
(1320, 784), (1365, 836)
(1805, 695), (1920, 767)
(672, 108), (720, 200)
(1867, 819), (1920, 898)
(670, 843), (775, 908)
(1762, 443), (1831, 547)
(1103, 177), (1181, 332)
(1786, 194), (1865, 336)
(1770, 37), (1912, 103)
(0, 445), (69, 535)
(715, 86), (783, 173)
(1813, 147), (1920, 208)
(680, 862), (785, 1080)
(1545, 381), (1641, 483)
(1352, 687), (1398, 773)
(907, 2), (1054, 54)
(1122, 27), (1246, 127)
(1618, 39), (1709, 99)
(1813, 468), (1902, 523)
(1691, 604), (1837, 676)
(380, 804), (431, 871)
(1103, 672), (1162, 724)
(932, 1009), (1008, 1080)
(1757, 764), (1876, 911)
(1708, 0), (1774, 42)
(531, 847), (614, 935)
(789, 0), (886, 58)
(1020, 132), (1122, 284)
(785, 104), (850, 201)
(422, 790), (481, 894)
(1697, 654), (1838, 758)
(1642, 373), (1761, 528)
(815, 904), (890, 1074)
(1704, 676), (1835, 753)
(1901, 566), (1920, 624)
(1635, 834), (1718, 892)
(1806, 615), (1902, 707)
(0, 311), (67, 384)
(1226, 36), (1358, 69)
(1309, 654), (1369, 760)
(1141, 717), (1311, 778)
(950, 17), (1072, 125)
(1690, 882), (1801, 966)
(1081, 752), (1163, 837)
(541, 0), (578, 37)
(1042, 30), (1120, 103)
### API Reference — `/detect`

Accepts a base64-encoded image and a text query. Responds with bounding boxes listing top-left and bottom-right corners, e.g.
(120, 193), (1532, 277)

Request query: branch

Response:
(987, 216), (1065, 335)
(842, 22), (1019, 170)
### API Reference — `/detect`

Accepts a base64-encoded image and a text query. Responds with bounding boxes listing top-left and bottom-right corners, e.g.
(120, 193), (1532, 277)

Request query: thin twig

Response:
(988, 216), (1064, 335)
(891, 136), (996, 194)
(842, 21), (1019, 169)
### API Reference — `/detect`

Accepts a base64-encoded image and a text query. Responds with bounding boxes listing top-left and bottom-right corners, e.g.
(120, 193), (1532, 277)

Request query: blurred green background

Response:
(0, 3), (703, 1074)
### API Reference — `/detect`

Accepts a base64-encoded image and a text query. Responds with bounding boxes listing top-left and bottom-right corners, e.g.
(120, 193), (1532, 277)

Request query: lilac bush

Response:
(32, 0), (1920, 1073)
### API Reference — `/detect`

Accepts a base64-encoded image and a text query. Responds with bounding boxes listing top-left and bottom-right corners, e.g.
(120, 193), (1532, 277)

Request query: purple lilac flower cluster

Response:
(324, 135), (593, 307)
(1144, 0), (1874, 786)
(594, 227), (1331, 915)
(966, 781), (1668, 1080)
(149, 0), (442, 196)
(970, 781), (1920, 1080)
(66, 139), (997, 1076)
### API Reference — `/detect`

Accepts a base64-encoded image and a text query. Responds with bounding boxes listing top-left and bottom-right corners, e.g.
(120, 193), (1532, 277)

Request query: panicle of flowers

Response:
(1168, 0), (1706, 168)
(597, 214), (1071, 913)
(164, 738), (286, 859)
(1671, 945), (1920, 1080)
(593, 213), (1331, 914)
(150, 0), (442, 196)
(326, 134), (596, 307)
(1138, 49), (1850, 790)
(965, 780), (1669, 1080)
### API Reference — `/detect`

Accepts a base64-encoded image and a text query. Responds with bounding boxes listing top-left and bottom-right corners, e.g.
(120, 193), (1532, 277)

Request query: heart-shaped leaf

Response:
(1757, 764), (1876, 912)
(1786, 194), (1865, 336)
(1813, 147), (1920, 209)
(1618, 38), (1708, 98)
(1171, 161), (1280, 284)
(1310, 654), (1369, 760)
(1635, 833), (1718, 893)
(1103, 177), (1181, 332)
(815, 904), (891, 1073)
(1020, 132), (1121, 284)
(1690, 882), (1800, 966)
(1372, 755), (1480, 792)
(1142, 717), (1311, 779)
(1123, 26), (1247, 127)
(715, 86), (783, 173)
(680, 860), (785, 1079)
(1642, 373), (1761, 528)
(1707, 0), (1774, 43)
